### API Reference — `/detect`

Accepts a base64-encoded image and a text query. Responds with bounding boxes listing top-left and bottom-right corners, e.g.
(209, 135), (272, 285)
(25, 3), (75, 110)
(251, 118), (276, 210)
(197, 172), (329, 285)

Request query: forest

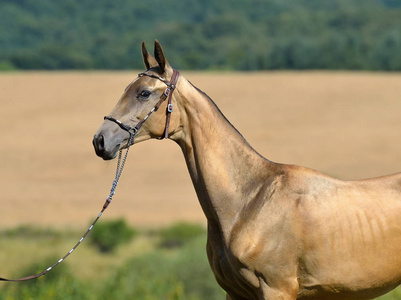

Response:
(0, 0), (400, 70)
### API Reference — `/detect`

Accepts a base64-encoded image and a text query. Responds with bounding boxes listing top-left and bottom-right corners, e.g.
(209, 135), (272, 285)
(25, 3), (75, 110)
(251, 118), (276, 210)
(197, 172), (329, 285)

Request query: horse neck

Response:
(172, 80), (277, 236)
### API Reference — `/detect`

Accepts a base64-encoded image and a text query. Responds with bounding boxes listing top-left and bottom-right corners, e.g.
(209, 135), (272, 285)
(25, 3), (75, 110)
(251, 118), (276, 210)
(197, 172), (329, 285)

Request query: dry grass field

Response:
(0, 71), (400, 229)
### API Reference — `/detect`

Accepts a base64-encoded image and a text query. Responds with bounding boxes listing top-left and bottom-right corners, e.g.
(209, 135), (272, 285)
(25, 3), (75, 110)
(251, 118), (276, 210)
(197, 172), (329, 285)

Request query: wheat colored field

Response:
(0, 71), (400, 229)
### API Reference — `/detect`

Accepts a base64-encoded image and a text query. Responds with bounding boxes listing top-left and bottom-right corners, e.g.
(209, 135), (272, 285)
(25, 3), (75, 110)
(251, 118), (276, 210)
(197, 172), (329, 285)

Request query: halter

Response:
(105, 69), (180, 140)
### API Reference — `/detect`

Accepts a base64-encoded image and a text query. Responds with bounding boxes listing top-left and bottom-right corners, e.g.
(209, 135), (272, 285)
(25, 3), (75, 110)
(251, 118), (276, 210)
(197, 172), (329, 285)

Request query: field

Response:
(0, 71), (401, 299)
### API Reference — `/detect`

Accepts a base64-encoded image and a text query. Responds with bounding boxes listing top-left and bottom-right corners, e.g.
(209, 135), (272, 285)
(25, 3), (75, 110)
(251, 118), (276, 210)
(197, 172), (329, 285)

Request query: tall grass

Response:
(100, 236), (223, 300)
(0, 223), (400, 300)
(0, 223), (223, 300)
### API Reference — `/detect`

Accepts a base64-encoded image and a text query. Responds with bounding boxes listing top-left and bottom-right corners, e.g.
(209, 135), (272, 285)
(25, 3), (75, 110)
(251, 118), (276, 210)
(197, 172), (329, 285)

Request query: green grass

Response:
(89, 218), (138, 253)
(0, 222), (224, 300)
(377, 288), (401, 300)
(158, 222), (206, 248)
(0, 223), (400, 300)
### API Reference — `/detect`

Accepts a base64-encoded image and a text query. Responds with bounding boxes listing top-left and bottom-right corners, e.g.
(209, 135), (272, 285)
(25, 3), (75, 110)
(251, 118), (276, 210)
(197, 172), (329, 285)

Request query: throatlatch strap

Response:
(161, 69), (179, 139)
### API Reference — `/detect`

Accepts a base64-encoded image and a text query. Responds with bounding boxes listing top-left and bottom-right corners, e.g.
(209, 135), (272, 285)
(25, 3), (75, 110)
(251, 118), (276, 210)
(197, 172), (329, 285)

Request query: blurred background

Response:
(0, 1), (400, 299)
(0, 0), (400, 71)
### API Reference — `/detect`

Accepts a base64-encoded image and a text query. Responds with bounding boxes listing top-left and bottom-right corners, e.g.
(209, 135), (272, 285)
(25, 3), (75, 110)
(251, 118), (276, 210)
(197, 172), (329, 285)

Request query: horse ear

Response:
(154, 39), (171, 74)
(141, 41), (158, 69)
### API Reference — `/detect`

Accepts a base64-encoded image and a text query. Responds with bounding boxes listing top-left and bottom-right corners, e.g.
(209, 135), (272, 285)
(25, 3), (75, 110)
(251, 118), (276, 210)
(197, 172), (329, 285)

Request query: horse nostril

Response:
(98, 135), (105, 150)
(93, 134), (105, 153)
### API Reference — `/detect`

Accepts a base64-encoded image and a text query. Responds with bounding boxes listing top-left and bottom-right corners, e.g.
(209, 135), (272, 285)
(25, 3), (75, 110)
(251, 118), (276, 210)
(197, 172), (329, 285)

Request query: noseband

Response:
(104, 69), (180, 142)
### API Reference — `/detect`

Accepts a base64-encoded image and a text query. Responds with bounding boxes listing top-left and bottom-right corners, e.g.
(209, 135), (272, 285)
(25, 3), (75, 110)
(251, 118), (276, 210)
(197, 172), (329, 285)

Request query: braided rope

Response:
(0, 133), (135, 282)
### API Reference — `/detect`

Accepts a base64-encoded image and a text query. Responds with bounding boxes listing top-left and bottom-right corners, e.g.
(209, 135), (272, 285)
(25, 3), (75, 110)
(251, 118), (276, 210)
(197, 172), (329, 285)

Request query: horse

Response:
(93, 40), (401, 300)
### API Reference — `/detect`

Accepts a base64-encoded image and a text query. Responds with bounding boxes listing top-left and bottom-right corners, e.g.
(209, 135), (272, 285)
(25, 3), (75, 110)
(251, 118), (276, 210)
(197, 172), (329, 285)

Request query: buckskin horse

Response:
(93, 40), (401, 300)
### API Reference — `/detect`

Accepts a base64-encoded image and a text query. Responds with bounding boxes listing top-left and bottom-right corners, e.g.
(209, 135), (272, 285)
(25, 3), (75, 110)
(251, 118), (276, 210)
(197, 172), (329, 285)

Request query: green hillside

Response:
(0, 0), (400, 70)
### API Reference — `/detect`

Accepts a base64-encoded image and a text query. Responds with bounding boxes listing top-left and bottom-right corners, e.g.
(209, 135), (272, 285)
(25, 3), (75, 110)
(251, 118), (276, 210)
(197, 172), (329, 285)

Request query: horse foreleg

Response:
(259, 277), (299, 300)
(226, 285), (298, 300)
(261, 286), (299, 300)
(224, 276), (299, 300)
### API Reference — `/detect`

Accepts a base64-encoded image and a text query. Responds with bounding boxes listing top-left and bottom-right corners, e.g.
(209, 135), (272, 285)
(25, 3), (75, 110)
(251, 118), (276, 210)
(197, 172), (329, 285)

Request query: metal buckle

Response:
(167, 104), (173, 113)
(129, 127), (138, 135)
(163, 87), (171, 97)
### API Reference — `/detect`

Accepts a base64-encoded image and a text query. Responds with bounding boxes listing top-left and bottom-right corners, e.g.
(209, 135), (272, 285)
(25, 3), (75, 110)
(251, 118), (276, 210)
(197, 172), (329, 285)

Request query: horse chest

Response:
(207, 234), (261, 298)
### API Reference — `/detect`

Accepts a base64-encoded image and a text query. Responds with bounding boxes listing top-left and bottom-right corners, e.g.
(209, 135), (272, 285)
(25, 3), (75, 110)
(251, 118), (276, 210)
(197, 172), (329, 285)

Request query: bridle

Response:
(104, 69), (180, 141)
(0, 69), (180, 282)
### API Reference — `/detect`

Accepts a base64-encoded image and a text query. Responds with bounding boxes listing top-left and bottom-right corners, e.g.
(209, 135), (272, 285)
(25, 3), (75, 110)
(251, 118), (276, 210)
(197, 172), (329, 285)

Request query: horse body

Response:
(93, 40), (401, 299)
(296, 173), (401, 299)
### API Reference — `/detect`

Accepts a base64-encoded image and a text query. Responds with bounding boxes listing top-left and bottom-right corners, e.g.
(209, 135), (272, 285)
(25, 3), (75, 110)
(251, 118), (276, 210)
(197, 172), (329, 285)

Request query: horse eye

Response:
(139, 90), (151, 99)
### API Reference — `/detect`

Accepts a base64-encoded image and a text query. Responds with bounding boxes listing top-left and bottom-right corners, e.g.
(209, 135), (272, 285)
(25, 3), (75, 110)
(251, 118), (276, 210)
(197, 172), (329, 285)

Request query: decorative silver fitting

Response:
(167, 104), (173, 113)
(128, 126), (138, 135)
(163, 87), (171, 97)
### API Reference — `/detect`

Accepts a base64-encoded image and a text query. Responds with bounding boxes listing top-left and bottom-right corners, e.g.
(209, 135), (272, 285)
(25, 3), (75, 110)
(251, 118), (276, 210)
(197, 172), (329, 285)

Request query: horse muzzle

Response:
(93, 133), (121, 160)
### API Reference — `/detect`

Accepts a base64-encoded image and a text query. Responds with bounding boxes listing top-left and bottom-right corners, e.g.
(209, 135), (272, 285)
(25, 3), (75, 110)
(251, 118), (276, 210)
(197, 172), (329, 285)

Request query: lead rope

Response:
(0, 133), (135, 282)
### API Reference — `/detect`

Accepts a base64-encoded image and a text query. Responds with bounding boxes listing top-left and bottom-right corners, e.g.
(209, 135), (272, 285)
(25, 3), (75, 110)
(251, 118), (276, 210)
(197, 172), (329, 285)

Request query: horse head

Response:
(93, 40), (180, 160)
